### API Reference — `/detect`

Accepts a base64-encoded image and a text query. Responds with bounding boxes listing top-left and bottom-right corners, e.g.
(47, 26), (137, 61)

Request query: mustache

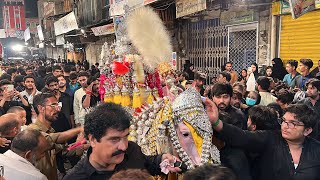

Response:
(112, 150), (126, 157)
(218, 103), (226, 107)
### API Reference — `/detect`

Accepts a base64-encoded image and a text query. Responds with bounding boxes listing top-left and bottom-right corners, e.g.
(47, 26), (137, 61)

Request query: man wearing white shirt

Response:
(73, 71), (89, 126)
(20, 75), (41, 105)
(257, 76), (277, 106)
(0, 129), (48, 180)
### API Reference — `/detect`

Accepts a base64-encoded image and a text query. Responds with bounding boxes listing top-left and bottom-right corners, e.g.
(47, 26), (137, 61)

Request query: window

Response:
(16, 23), (20, 29)
(15, 13), (20, 18)
(26, 22), (30, 27)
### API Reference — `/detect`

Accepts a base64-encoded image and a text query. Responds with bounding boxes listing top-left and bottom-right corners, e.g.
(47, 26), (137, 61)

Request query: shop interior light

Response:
(11, 44), (23, 51)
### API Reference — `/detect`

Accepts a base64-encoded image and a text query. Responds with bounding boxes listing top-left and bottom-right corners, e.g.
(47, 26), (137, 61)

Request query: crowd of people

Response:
(0, 57), (319, 180)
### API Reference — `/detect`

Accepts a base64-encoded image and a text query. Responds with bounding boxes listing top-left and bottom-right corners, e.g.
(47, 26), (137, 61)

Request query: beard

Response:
(233, 103), (241, 109)
(306, 93), (318, 99)
(45, 112), (59, 122)
(218, 103), (227, 110)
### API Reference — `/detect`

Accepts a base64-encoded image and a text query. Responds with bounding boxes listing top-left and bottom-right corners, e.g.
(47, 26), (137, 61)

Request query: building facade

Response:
(3, 0), (26, 37)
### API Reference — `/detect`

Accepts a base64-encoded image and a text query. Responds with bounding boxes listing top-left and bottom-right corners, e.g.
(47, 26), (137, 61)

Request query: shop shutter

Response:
(280, 10), (320, 68)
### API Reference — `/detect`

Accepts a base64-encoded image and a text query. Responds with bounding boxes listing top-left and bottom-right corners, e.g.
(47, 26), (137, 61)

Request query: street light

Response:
(11, 44), (23, 51)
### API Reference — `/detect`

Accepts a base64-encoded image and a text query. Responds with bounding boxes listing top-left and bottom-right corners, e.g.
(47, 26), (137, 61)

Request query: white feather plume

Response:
(126, 6), (172, 69)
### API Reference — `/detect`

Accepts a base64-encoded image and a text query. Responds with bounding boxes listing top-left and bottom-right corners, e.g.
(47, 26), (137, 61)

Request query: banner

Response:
(24, 28), (31, 41)
(289, 0), (315, 19)
(56, 35), (65, 45)
(54, 12), (78, 36)
(114, 16), (125, 39)
(0, 29), (6, 39)
(176, 0), (206, 18)
(37, 25), (44, 41)
(43, 2), (55, 17)
(171, 52), (177, 70)
(91, 24), (115, 36)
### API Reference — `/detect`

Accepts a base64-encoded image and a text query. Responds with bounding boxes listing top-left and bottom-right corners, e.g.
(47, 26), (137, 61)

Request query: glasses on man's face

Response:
(45, 102), (62, 109)
(278, 117), (304, 129)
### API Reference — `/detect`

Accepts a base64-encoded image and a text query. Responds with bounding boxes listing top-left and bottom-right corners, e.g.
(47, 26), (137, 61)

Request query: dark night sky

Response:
(25, 0), (38, 18)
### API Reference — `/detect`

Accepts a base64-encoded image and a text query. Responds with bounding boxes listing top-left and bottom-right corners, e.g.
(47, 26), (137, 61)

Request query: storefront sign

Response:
(91, 24), (115, 36)
(176, 0), (206, 18)
(43, 2), (55, 17)
(289, 0), (315, 19)
(109, 0), (127, 16)
(37, 25), (44, 41)
(280, 0), (291, 14)
(172, 52), (177, 70)
(221, 10), (258, 25)
(54, 12), (79, 36)
(144, 0), (158, 5)
(316, 0), (320, 8)
(0, 29), (6, 39)
(56, 35), (65, 45)
(24, 28), (31, 41)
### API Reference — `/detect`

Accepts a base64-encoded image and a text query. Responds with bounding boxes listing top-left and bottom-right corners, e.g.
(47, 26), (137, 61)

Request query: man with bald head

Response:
(0, 129), (48, 180)
(0, 113), (20, 153)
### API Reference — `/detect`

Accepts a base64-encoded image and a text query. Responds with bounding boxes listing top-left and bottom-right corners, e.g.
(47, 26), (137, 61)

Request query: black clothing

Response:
(220, 123), (320, 180)
(51, 92), (73, 133)
(272, 58), (287, 81)
(35, 76), (45, 91)
(224, 105), (247, 130)
(63, 141), (163, 180)
(81, 94), (101, 108)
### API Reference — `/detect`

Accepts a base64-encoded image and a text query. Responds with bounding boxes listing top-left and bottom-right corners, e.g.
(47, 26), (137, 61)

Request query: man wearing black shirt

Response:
(82, 77), (101, 109)
(63, 103), (181, 180)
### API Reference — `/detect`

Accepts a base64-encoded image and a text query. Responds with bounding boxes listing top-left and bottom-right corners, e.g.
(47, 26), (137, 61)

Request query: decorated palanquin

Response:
(95, 5), (221, 180)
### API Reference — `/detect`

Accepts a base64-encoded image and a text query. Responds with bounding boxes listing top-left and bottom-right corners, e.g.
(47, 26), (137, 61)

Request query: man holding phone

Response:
(0, 80), (29, 116)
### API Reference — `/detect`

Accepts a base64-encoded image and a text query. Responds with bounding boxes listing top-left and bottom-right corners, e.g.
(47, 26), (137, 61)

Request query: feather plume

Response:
(126, 6), (172, 69)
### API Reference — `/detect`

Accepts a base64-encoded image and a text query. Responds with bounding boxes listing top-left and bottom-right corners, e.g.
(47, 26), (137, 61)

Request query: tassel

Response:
(132, 86), (142, 108)
(113, 86), (121, 104)
(147, 93), (154, 105)
(121, 94), (131, 107)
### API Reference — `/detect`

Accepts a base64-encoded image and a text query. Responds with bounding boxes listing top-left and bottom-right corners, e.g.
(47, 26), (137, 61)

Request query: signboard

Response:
(144, 0), (158, 5)
(56, 35), (65, 45)
(109, 0), (127, 16)
(37, 25), (44, 41)
(54, 12), (78, 36)
(176, 0), (206, 18)
(91, 24), (115, 36)
(0, 29), (6, 39)
(43, 2), (55, 17)
(221, 10), (258, 25)
(289, 0), (315, 19)
(280, 0), (291, 14)
(24, 28), (31, 41)
(316, 0), (320, 8)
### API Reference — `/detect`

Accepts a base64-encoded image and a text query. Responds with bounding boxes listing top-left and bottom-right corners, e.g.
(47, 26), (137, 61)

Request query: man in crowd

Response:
(52, 65), (63, 77)
(276, 89), (294, 110)
(247, 105), (279, 131)
(28, 92), (84, 180)
(82, 77), (101, 109)
(311, 60), (320, 78)
(283, 60), (301, 89)
(20, 75), (41, 105)
(7, 106), (27, 128)
(74, 71), (89, 126)
(0, 129), (48, 180)
(294, 59), (314, 90)
(224, 62), (238, 85)
(63, 65), (72, 85)
(179, 72), (189, 89)
(230, 90), (243, 109)
(0, 113), (20, 153)
(66, 72), (80, 97)
(0, 80), (30, 115)
(217, 71), (231, 84)
(25, 66), (34, 76)
(192, 72), (206, 96)
(211, 82), (246, 129)
(63, 103), (181, 180)
(257, 76), (277, 106)
(208, 96), (320, 180)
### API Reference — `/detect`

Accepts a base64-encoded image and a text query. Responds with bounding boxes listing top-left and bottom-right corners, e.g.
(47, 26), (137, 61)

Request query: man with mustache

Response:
(212, 82), (246, 129)
(28, 92), (83, 180)
(0, 129), (48, 180)
(63, 103), (181, 180)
